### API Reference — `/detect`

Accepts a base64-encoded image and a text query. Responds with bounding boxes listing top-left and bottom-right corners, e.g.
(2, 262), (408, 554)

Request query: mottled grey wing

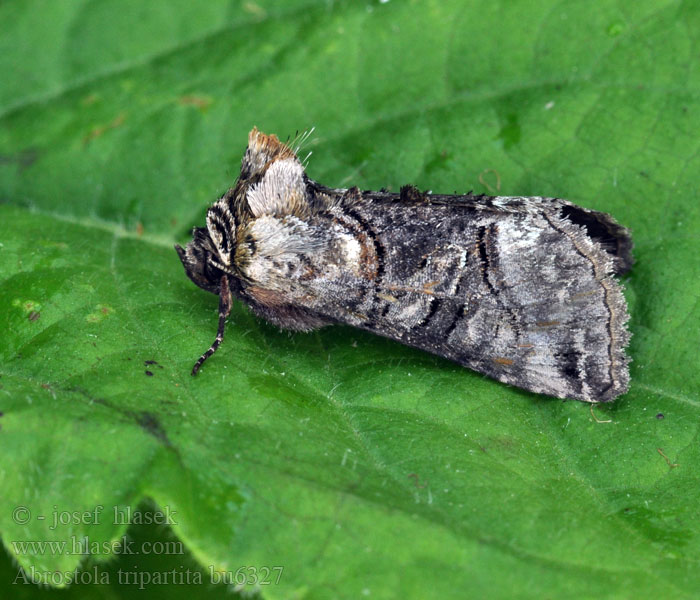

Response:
(325, 196), (631, 403)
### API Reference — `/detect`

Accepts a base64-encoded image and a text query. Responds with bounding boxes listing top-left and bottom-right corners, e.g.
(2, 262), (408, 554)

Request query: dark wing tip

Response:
(559, 204), (634, 275)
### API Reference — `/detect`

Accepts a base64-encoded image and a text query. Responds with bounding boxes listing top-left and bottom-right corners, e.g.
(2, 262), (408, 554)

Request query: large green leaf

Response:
(1, 0), (699, 598)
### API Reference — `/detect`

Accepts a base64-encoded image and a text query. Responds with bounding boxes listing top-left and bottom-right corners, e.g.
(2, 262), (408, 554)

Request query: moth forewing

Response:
(176, 129), (632, 403)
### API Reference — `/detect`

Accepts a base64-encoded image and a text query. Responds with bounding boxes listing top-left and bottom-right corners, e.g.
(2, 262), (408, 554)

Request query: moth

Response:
(176, 128), (633, 402)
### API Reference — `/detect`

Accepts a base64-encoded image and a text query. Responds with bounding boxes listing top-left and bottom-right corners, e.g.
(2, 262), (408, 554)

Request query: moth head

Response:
(176, 199), (238, 294)
(175, 228), (226, 294)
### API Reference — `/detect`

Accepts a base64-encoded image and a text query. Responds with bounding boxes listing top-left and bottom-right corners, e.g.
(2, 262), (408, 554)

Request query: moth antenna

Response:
(191, 275), (233, 375)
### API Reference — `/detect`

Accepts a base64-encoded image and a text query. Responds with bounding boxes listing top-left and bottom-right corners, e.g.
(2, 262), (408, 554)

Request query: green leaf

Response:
(1, 0), (699, 598)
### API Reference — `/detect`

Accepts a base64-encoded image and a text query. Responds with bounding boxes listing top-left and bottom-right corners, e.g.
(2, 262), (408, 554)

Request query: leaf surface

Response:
(1, 1), (699, 598)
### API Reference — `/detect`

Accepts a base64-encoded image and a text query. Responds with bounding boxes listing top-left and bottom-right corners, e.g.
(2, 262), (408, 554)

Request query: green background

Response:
(1, 0), (699, 598)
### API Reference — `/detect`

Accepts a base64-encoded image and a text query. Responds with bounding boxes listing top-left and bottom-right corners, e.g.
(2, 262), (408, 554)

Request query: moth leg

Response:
(192, 275), (232, 376)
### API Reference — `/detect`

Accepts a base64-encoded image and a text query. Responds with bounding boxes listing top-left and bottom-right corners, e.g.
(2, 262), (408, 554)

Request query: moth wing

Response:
(232, 147), (631, 402)
(324, 197), (631, 403)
